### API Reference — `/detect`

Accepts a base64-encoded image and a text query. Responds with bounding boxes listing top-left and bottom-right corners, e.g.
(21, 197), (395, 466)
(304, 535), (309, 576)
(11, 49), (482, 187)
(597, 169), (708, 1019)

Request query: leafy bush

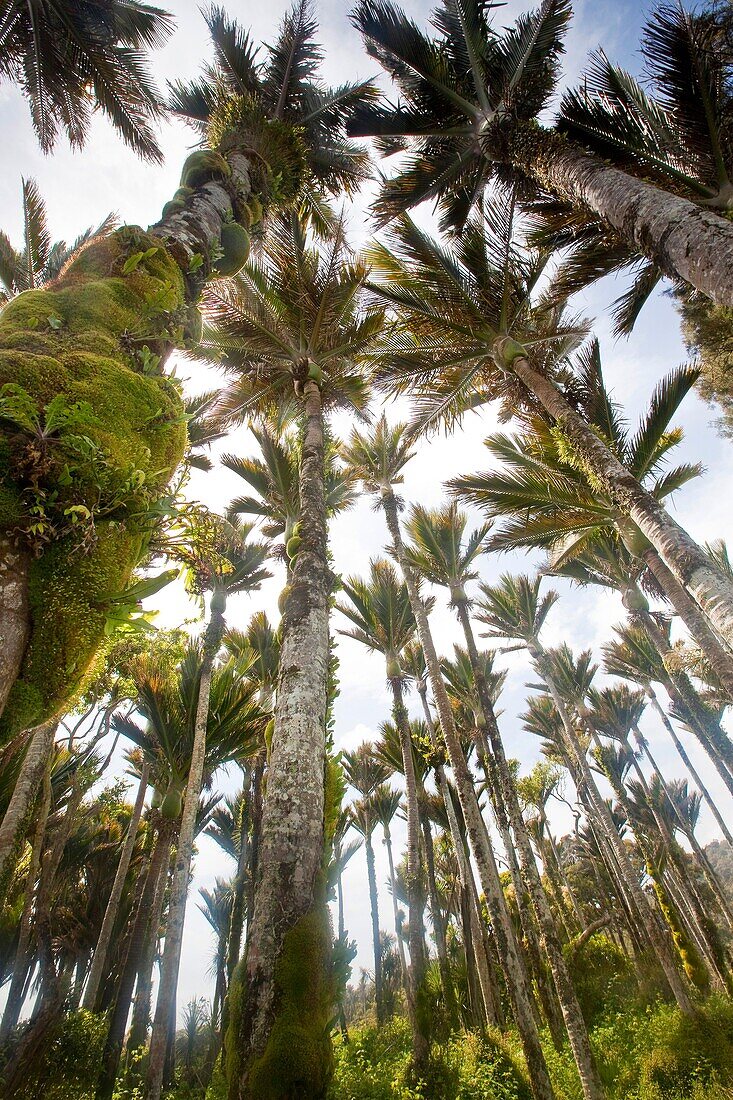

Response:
(1, 1009), (106, 1099)
(563, 933), (638, 1027)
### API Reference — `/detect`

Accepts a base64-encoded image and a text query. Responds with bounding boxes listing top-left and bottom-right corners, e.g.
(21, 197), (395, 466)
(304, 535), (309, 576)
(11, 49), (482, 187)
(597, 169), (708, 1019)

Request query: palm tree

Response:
(198, 880), (233, 1043)
(370, 782), (408, 987)
(363, 207), (733, 651)
(450, 349), (733, 700)
(201, 213), (384, 1093)
(342, 754), (390, 1025)
(0, 0), (172, 157)
(349, 0), (733, 306)
(478, 573), (694, 1015)
(0, 0), (376, 740)
(343, 418), (556, 1100)
(0, 179), (117, 303)
(403, 501), (604, 1099)
(337, 559), (430, 1066)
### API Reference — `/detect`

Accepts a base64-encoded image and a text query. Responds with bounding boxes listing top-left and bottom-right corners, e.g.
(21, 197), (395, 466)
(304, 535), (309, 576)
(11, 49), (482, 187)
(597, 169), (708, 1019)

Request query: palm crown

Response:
(348, 0), (571, 232)
(170, 1), (378, 202)
(341, 414), (416, 497)
(337, 558), (422, 672)
(402, 501), (490, 597)
(203, 212), (385, 424)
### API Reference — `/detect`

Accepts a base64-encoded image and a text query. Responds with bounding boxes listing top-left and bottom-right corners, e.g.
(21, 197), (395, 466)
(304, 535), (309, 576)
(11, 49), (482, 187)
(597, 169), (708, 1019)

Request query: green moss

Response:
(0, 229), (188, 739)
(244, 898), (335, 1100)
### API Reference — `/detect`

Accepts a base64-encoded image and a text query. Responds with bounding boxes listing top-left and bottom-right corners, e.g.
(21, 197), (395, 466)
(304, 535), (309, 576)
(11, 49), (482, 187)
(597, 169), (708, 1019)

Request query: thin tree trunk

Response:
(510, 122), (733, 307)
(0, 718), (57, 902)
(382, 824), (408, 991)
(245, 753), (265, 946)
(645, 686), (733, 847)
(530, 637), (694, 1015)
(390, 676), (431, 1067)
(419, 798), (459, 1029)
(146, 604), (225, 1100)
(84, 765), (150, 1010)
(365, 830), (384, 1023)
(454, 593), (605, 1100)
(382, 488), (556, 1100)
(0, 763), (52, 1039)
(509, 352), (733, 648)
(127, 822), (175, 1057)
(233, 378), (331, 1097)
(0, 536), (31, 718)
(643, 549), (733, 699)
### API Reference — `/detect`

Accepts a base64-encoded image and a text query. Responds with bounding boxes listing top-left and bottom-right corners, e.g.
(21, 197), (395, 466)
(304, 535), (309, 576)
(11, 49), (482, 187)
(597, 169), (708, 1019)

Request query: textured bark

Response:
(0, 536), (31, 719)
(510, 354), (733, 648)
(511, 124), (733, 307)
(455, 594), (605, 1100)
(530, 639), (694, 1015)
(146, 606), (225, 1100)
(365, 829), (384, 1023)
(0, 717), (57, 900)
(245, 753), (265, 946)
(382, 489), (556, 1100)
(419, 797), (459, 1028)
(645, 685), (733, 847)
(0, 763), (52, 1039)
(234, 379), (330, 1093)
(390, 678), (431, 1066)
(84, 765), (149, 1011)
(643, 549), (733, 701)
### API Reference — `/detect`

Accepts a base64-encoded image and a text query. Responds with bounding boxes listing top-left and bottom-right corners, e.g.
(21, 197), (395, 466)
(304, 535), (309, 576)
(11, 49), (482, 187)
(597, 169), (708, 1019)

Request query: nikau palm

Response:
(203, 211), (384, 1094)
(350, 0), (733, 305)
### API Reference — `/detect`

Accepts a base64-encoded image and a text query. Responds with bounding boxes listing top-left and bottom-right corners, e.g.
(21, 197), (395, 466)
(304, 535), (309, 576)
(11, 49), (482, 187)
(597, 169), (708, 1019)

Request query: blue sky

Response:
(2, 0), (732, 1018)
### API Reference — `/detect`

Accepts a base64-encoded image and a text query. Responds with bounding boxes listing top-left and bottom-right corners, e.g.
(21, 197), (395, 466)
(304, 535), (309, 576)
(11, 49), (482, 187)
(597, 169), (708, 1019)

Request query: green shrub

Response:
(563, 934), (638, 1028)
(1, 1009), (106, 1099)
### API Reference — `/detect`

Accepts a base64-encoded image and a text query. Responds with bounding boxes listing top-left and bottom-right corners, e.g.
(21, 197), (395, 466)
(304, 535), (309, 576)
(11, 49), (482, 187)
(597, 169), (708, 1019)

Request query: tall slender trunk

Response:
(635, 610), (733, 794)
(84, 765), (149, 1010)
(642, 549), (733, 700)
(127, 822), (176, 1057)
(416, 684), (500, 1026)
(382, 824), (408, 991)
(389, 676), (431, 1068)
(365, 829), (384, 1023)
(509, 352), (733, 648)
(381, 488), (556, 1100)
(245, 753), (265, 946)
(146, 604), (225, 1100)
(0, 718), (57, 903)
(228, 787), (251, 982)
(0, 535), (31, 718)
(509, 123), (733, 307)
(418, 795), (459, 1029)
(644, 685), (733, 847)
(530, 637), (694, 1015)
(454, 592), (605, 1100)
(233, 379), (331, 1099)
(0, 762), (52, 1039)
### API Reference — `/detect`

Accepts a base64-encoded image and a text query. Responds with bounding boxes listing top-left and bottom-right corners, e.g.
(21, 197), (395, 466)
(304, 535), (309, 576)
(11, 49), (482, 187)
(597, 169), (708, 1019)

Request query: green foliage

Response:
(328, 1019), (531, 1100)
(0, 1009), (107, 1099)
(563, 933), (638, 1028)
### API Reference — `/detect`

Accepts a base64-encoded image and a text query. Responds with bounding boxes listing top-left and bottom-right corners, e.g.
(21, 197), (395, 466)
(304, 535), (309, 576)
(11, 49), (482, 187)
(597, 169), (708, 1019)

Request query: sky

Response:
(2, 0), (733, 1020)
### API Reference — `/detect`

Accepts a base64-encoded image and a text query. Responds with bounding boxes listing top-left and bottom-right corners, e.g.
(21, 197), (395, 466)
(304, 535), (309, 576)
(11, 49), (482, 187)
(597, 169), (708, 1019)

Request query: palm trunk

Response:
(418, 795), (459, 1029)
(0, 717), (58, 903)
(416, 684), (500, 1026)
(381, 487), (556, 1100)
(127, 821), (175, 1057)
(635, 609), (733, 794)
(382, 823), (408, 991)
(510, 123), (733, 307)
(389, 676), (431, 1067)
(84, 765), (149, 1010)
(233, 378), (331, 1098)
(228, 793), (251, 982)
(365, 829), (384, 1023)
(245, 752), (265, 945)
(0, 762), (52, 1039)
(0, 535), (31, 718)
(454, 592), (605, 1100)
(146, 604), (225, 1100)
(644, 685), (733, 847)
(509, 352), (733, 648)
(530, 637), (694, 1015)
(642, 548), (733, 700)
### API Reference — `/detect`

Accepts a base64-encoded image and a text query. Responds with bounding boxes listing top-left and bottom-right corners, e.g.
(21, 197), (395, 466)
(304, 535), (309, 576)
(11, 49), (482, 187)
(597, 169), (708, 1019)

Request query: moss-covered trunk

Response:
(230, 379), (333, 1099)
(0, 716), (57, 902)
